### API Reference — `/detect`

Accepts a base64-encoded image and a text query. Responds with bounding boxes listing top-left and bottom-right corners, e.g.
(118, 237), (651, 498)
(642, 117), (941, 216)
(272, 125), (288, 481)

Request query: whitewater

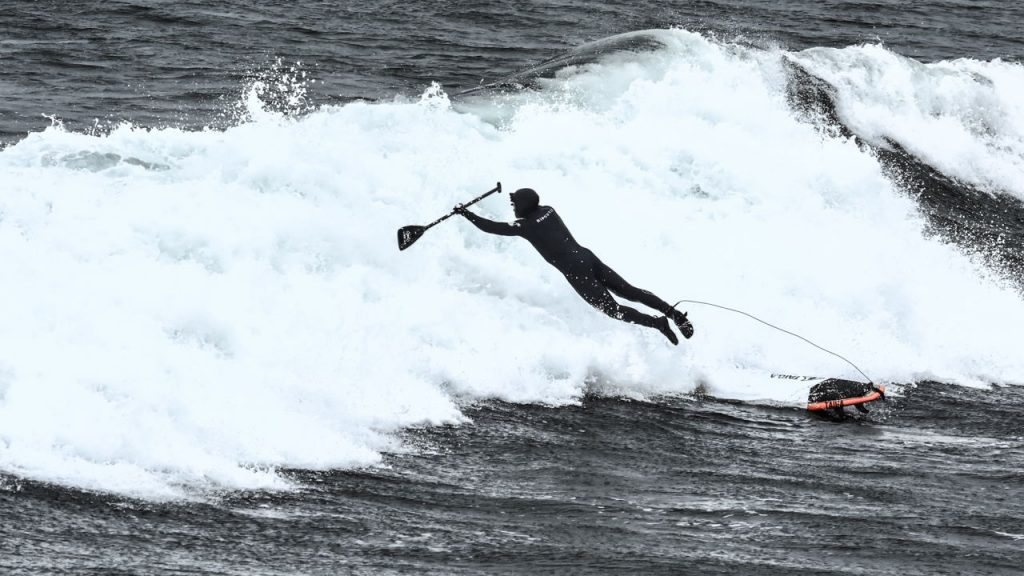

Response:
(1, 29), (1023, 499)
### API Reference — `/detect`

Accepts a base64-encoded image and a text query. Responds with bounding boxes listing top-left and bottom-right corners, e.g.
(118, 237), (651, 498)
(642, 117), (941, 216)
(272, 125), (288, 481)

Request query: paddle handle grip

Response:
(469, 181), (503, 206)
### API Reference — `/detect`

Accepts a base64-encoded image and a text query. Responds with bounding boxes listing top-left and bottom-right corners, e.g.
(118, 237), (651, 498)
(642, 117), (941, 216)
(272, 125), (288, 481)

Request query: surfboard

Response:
(805, 378), (886, 411)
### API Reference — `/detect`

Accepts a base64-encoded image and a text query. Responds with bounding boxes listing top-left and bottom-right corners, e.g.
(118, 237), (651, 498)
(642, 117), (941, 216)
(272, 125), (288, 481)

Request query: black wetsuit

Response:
(462, 205), (673, 330)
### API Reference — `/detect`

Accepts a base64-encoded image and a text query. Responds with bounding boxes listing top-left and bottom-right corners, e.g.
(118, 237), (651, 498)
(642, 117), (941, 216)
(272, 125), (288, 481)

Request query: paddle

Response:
(397, 182), (502, 250)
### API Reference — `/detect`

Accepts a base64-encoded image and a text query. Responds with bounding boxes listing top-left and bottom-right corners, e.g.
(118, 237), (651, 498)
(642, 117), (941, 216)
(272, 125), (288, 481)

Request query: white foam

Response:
(1, 29), (1023, 498)
(790, 44), (1024, 197)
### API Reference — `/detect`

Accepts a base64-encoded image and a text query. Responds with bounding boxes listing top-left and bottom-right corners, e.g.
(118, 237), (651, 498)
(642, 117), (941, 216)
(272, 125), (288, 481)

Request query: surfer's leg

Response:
(592, 257), (694, 339)
(592, 258), (673, 313)
(564, 269), (677, 345)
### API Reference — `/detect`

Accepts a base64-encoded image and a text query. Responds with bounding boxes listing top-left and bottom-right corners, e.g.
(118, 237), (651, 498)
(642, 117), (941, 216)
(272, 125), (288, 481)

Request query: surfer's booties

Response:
(670, 309), (694, 339)
(654, 316), (679, 345)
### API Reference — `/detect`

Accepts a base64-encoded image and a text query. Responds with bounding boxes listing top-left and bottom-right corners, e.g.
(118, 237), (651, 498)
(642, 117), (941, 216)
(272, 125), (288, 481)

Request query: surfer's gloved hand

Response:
(453, 203), (468, 216)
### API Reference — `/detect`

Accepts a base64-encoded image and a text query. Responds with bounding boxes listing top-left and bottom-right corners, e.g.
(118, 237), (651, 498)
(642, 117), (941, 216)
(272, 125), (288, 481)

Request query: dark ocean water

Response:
(3, 1), (1024, 574)
(3, 0), (1023, 143)
(3, 384), (1024, 575)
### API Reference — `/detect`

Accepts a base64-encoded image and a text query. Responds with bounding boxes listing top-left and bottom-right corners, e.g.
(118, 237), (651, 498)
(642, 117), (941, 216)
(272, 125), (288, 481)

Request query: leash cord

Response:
(671, 299), (874, 384)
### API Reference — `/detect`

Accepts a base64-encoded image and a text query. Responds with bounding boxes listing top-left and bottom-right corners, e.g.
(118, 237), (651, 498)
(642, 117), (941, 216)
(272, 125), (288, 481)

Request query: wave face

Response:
(2, 29), (1023, 498)
(790, 44), (1024, 198)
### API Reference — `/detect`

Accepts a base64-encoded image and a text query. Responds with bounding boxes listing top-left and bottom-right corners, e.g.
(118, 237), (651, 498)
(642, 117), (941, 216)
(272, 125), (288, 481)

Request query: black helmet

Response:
(510, 188), (540, 218)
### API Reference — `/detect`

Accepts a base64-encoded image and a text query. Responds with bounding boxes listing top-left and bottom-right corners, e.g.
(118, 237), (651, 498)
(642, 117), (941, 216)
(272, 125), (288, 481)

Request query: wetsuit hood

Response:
(511, 188), (540, 218)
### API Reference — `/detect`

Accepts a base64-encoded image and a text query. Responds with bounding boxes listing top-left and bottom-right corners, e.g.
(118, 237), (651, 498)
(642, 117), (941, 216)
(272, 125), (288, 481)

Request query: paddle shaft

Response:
(420, 182), (501, 232)
(397, 182), (503, 250)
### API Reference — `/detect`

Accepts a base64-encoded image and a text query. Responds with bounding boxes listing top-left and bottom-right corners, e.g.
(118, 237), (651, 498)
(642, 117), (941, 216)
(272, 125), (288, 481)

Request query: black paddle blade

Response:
(397, 225), (426, 250)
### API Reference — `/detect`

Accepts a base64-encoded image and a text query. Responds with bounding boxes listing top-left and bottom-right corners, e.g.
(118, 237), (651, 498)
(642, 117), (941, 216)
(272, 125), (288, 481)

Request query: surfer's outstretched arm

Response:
(457, 208), (520, 236)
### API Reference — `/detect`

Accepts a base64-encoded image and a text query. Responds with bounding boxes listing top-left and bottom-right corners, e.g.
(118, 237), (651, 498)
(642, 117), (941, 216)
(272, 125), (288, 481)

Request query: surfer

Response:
(456, 188), (693, 345)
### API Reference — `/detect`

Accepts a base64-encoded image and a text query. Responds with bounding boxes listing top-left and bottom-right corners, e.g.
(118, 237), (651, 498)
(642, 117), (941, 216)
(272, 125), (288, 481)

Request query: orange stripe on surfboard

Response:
(806, 385), (886, 411)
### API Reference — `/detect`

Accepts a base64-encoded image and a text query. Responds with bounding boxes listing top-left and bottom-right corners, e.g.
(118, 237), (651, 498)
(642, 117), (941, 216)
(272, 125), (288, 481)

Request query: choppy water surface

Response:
(2, 1), (1023, 574)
